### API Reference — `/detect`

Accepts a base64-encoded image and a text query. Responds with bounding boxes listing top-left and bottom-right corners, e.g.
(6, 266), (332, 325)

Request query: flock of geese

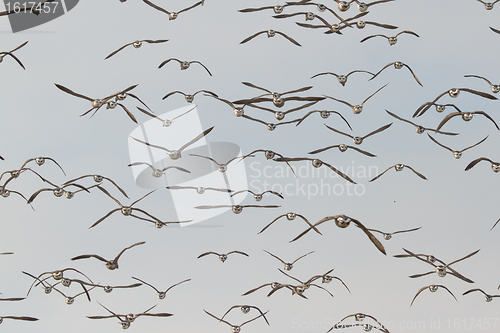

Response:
(1, 0), (500, 332)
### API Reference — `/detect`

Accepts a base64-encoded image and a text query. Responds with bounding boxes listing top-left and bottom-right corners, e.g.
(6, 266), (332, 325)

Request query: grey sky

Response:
(1, 0), (500, 332)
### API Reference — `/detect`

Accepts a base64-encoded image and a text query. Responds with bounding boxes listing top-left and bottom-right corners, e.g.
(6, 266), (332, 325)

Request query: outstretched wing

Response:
(240, 31), (267, 44)
(275, 31), (302, 46)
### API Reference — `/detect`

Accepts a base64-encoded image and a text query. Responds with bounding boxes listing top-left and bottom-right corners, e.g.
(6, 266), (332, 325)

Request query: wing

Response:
(491, 26), (500, 34)
(227, 251), (250, 257)
(475, 111), (500, 130)
(114, 241), (146, 263)
(0, 297), (25, 301)
(167, 105), (195, 121)
(392, 227), (422, 235)
(310, 283), (334, 297)
(193, 89), (217, 98)
(427, 134), (453, 152)
(241, 114), (267, 126)
(131, 276), (160, 293)
(295, 214), (323, 235)
(166, 186), (196, 190)
(346, 69), (376, 77)
(402, 63), (423, 86)
(258, 214), (286, 234)
(272, 12), (308, 19)
(291, 250), (315, 264)
(242, 283), (272, 295)
(191, 60), (212, 76)
(350, 218), (386, 255)
(9, 40), (29, 52)
(461, 136), (489, 152)
(396, 30), (420, 38)
(436, 112), (461, 131)
(314, 160), (356, 184)
(26, 188), (53, 204)
(465, 157), (495, 171)
(324, 124), (353, 139)
(413, 90), (449, 117)
(96, 185), (122, 206)
(460, 88), (498, 100)
(101, 176), (128, 198)
(55, 83), (94, 101)
(311, 72), (338, 79)
(367, 0), (396, 6)
(360, 34), (387, 43)
(263, 250), (286, 264)
(446, 249), (480, 267)
(405, 165), (427, 180)
(281, 85), (313, 96)
(161, 166), (190, 173)
(204, 187), (233, 192)
(402, 248), (438, 266)
(462, 288), (483, 296)
(2, 316), (39, 321)
(242, 81), (272, 94)
(410, 286), (429, 306)
(136, 312), (174, 318)
(178, 0), (204, 14)
(164, 278), (191, 294)
(240, 31), (267, 44)
(204, 310), (232, 326)
(386, 109), (417, 126)
(361, 122), (392, 140)
(490, 217), (500, 231)
(369, 62), (394, 81)
(70, 254), (108, 262)
(282, 101), (320, 115)
(104, 42), (133, 59)
(162, 91), (185, 100)
(230, 190), (251, 197)
(464, 74), (492, 86)
(143, 0), (171, 14)
(288, 216), (335, 243)
(323, 95), (354, 109)
(369, 165), (396, 182)
(275, 31), (302, 46)
(308, 145), (339, 154)
(127, 92), (151, 112)
(144, 39), (170, 44)
(296, 110), (320, 126)
(89, 208), (121, 229)
(158, 58), (180, 68)
(364, 21), (398, 29)
(262, 190), (284, 199)
(3, 52), (26, 69)
(447, 268), (475, 283)
(177, 126), (214, 153)
(439, 285), (458, 302)
(131, 137), (172, 153)
(409, 271), (435, 279)
(189, 153), (218, 165)
(197, 251), (219, 258)
(116, 103), (138, 123)
(348, 146), (377, 157)
(361, 84), (387, 105)
(238, 6), (274, 13)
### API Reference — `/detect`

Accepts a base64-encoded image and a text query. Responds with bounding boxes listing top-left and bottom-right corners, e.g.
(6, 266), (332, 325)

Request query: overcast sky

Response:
(1, 1), (500, 332)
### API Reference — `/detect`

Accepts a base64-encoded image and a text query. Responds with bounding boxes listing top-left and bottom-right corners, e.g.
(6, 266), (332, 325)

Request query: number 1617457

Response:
(446, 318), (498, 330)
(5, 1), (59, 14)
